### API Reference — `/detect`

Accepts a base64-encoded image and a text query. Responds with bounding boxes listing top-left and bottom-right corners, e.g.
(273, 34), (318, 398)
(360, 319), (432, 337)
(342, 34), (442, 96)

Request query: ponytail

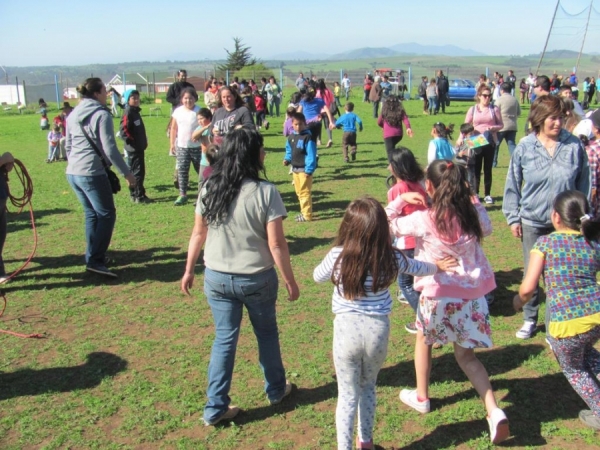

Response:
(427, 160), (482, 242)
(433, 122), (455, 141)
(554, 190), (600, 243)
(76, 77), (104, 99)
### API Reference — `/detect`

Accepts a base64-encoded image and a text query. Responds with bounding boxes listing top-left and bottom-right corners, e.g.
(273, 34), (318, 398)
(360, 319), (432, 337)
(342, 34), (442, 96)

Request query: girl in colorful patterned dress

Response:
(386, 159), (509, 445)
(514, 190), (600, 431)
(314, 196), (456, 450)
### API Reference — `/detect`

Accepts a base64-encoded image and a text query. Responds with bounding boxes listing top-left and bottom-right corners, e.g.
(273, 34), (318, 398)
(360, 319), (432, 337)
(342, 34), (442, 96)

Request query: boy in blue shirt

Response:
(283, 112), (317, 222)
(335, 102), (363, 162)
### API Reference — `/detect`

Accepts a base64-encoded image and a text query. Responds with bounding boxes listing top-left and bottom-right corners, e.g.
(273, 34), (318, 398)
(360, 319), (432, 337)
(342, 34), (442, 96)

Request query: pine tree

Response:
(218, 38), (257, 71)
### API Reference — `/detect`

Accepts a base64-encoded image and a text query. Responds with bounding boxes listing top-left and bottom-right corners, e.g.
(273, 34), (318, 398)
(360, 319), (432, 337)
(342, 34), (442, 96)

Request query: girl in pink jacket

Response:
(386, 160), (509, 445)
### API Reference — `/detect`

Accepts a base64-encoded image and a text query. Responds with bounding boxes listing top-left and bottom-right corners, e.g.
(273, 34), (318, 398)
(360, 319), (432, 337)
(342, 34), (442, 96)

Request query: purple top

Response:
(377, 112), (411, 139)
(283, 118), (294, 137)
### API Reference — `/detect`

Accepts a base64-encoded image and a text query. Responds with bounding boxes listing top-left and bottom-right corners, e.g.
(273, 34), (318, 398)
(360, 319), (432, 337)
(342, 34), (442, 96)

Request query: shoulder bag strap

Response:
(79, 108), (110, 169)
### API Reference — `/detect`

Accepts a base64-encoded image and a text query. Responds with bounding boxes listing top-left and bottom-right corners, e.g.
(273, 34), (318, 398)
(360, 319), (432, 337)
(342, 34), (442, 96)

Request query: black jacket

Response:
(120, 106), (147, 153)
(166, 81), (195, 108)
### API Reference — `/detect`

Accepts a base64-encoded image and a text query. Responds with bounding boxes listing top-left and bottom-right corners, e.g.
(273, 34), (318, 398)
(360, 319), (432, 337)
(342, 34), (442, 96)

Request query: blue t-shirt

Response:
(300, 98), (325, 122)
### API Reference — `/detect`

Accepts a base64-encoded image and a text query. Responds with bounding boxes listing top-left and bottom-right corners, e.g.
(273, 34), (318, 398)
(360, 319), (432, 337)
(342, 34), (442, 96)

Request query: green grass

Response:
(0, 91), (597, 449)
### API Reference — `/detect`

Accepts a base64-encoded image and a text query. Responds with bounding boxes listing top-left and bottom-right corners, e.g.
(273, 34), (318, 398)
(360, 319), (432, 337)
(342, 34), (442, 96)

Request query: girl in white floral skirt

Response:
(386, 159), (509, 445)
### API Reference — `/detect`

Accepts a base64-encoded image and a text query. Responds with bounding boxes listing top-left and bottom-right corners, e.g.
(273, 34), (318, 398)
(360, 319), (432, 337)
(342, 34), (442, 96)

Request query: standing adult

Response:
(463, 84), (503, 204)
(506, 70), (517, 96)
(494, 82), (521, 166)
(380, 76), (393, 102)
(418, 76), (429, 114)
(265, 76), (282, 118)
(295, 73), (306, 91)
(369, 79), (382, 119)
(65, 78), (136, 278)
(435, 70), (449, 114)
(211, 86), (255, 144)
(398, 71), (406, 100)
(53, 102), (73, 161)
(166, 69), (195, 111)
(341, 74), (351, 101)
(181, 128), (299, 426)
(588, 77), (597, 107)
(503, 95), (590, 339)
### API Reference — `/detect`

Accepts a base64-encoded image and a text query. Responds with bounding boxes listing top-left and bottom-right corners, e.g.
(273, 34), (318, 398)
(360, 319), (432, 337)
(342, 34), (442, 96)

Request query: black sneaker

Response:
(265, 122), (270, 130)
(295, 214), (307, 222)
(351, 152), (356, 161)
(86, 265), (117, 278)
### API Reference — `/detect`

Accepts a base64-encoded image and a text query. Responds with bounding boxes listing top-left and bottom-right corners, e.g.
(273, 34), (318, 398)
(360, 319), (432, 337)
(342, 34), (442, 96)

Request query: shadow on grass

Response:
(287, 235), (333, 255)
(399, 371), (586, 449)
(0, 352), (127, 401)
(488, 268), (526, 317)
(379, 343), (546, 389)
(7, 208), (72, 233)
(4, 246), (185, 291)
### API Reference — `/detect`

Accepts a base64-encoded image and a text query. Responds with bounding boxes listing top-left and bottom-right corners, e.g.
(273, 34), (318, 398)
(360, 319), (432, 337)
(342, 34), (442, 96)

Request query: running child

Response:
(335, 102), (363, 163)
(377, 95), (413, 163)
(386, 160), (509, 445)
(283, 112), (316, 222)
(254, 91), (269, 130)
(514, 190), (600, 432)
(191, 107), (213, 183)
(283, 106), (296, 137)
(427, 122), (455, 163)
(313, 196), (456, 450)
(455, 123), (477, 193)
(387, 147), (428, 333)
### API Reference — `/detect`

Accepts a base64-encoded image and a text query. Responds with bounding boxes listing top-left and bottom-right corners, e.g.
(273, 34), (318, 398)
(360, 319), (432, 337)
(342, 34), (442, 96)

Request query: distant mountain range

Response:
(270, 42), (485, 60)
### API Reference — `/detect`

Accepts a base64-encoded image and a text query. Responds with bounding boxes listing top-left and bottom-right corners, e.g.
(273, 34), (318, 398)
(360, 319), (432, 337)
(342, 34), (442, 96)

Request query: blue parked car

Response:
(448, 79), (476, 102)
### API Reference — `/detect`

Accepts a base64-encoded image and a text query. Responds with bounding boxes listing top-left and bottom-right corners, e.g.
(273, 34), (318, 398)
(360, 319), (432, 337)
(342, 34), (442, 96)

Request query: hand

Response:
(510, 223), (522, 238)
(125, 173), (137, 188)
(212, 127), (220, 136)
(169, 146), (176, 156)
(283, 160), (289, 166)
(400, 192), (427, 206)
(181, 272), (195, 295)
(435, 256), (459, 272)
(513, 293), (524, 311)
(328, 123), (335, 130)
(285, 280), (300, 301)
(406, 128), (414, 138)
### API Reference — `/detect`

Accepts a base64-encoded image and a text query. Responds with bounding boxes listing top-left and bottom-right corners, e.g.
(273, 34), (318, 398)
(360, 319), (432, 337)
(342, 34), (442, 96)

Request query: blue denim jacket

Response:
(503, 129), (591, 228)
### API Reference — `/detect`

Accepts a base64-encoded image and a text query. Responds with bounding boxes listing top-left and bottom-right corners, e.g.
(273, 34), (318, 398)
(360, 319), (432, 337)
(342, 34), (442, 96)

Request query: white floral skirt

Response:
(416, 296), (493, 349)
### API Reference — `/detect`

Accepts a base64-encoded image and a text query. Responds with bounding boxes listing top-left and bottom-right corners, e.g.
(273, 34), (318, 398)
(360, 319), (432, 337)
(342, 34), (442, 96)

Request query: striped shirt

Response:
(585, 138), (600, 216)
(313, 247), (437, 315)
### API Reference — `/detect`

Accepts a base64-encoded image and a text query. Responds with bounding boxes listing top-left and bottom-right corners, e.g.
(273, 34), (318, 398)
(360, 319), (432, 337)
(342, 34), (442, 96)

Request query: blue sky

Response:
(1, 0), (597, 67)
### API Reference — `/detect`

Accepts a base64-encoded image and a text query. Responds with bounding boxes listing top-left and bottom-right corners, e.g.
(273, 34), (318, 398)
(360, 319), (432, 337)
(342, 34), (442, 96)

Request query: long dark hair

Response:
(553, 190), (600, 243)
(77, 78), (104, 99)
(201, 128), (266, 225)
(427, 160), (483, 242)
(331, 196), (400, 299)
(388, 147), (424, 185)
(217, 86), (245, 109)
(381, 95), (406, 128)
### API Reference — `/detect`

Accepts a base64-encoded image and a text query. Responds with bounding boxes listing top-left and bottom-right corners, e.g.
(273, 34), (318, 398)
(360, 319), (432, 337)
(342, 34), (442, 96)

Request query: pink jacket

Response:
(386, 197), (496, 299)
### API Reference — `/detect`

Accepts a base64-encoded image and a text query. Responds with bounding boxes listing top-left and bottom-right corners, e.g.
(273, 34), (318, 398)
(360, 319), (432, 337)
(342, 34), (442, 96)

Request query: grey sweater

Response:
(503, 129), (591, 228)
(65, 98), (131, 177)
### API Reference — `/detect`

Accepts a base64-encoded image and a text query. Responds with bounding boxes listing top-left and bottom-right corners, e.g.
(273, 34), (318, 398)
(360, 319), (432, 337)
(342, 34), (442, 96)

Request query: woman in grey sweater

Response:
(66, 78), (135, 278)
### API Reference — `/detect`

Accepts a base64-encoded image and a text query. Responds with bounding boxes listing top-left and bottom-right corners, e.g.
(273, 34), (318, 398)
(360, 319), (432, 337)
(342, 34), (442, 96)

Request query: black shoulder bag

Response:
(79, 119), (121, 194)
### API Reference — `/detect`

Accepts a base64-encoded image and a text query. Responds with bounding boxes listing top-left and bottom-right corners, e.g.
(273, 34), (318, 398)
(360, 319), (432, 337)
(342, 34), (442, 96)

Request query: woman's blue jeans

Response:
(67, 174), (116, 268)
(203, 267), (286, 423)
(398, 249), (420, 312)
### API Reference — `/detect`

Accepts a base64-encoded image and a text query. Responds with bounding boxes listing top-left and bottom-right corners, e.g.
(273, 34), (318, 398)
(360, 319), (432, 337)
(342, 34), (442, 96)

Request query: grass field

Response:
(0, 92), (598, 450)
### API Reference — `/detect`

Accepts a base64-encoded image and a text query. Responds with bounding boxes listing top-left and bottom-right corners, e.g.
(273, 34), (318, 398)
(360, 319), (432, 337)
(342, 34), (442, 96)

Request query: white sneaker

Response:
(484, 196), (494, 204)
(487, 408), (509, 444)
(399, 389), (430, 414)
(397, 290), (408, 304)
(515, 320), (537, 339)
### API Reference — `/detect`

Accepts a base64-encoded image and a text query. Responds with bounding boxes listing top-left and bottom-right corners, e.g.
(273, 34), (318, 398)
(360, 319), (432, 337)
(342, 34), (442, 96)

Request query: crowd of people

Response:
(27, 67), (600, 449)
